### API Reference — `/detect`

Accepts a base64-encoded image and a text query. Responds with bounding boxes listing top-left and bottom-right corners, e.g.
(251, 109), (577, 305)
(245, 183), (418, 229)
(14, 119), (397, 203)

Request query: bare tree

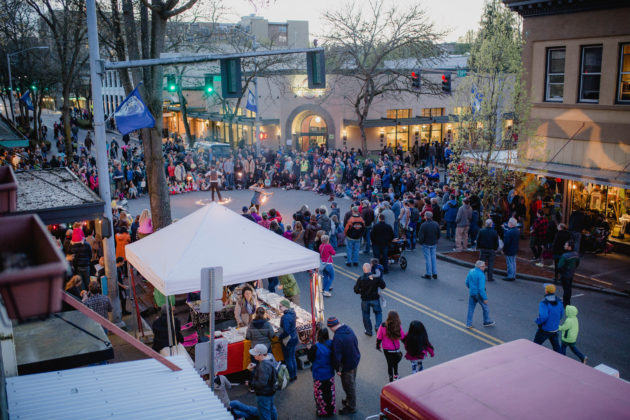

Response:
(321, 0), (444, 155)
(25, 0), (88, 157)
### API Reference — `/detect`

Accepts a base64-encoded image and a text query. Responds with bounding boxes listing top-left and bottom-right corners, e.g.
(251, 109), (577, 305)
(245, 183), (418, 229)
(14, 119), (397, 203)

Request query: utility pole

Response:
(253, 35), (261, 157)
(86, 0), (123, 326)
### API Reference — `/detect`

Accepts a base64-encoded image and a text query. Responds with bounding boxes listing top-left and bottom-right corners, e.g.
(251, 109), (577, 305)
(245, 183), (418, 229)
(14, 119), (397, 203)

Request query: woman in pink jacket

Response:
(319, 235), (335, 297)
(137, 209), (153, 239)
(376, 311), (405, 382)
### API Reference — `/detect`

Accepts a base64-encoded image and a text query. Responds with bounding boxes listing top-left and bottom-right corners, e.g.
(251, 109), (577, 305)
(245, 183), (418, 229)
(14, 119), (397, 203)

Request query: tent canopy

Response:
(125, 202), (320, 295)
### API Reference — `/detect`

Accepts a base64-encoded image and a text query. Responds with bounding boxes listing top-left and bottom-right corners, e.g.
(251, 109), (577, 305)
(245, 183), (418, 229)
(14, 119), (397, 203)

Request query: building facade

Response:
(504, 0), (630, 245)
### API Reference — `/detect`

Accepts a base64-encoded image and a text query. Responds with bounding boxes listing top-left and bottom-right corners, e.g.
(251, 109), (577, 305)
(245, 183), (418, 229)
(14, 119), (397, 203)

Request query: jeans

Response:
(455, 226), (469, 250)
(505, 255), (516, 279)
(321, 263), (335, 292)
(533, 328), (561, 352)
(561, 341), (585, 362)
(466, 295), (491, 327)
(361, 299), (382, 334)
(225, 173), (234, 188)
(410, 360), (424, 373)
(256, 395), (278, 420)
(446, 221), (456, 240)
(422, 245), (437, 276)
(268, 277), (279, 293)
(330, 231), (338, 248)
(407, 227), (416, 250)
(479, 249), (496, 281)
(340, 369), (357, 410)
(76, 266), (91, 291)
(363, 226), (372, 253)
(282, 337), (298, 379)
(346, 238), (360, 264)
(230, 401), (258, 419)
(373, 244), (389, 273)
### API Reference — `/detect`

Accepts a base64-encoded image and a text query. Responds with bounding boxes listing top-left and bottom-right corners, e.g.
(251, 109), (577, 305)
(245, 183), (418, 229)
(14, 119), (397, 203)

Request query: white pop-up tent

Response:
(125, 202), (321, 296)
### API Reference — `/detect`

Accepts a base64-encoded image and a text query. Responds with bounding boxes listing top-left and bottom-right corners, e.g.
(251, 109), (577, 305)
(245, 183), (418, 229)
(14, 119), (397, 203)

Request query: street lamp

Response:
(7, 46), (49, 124)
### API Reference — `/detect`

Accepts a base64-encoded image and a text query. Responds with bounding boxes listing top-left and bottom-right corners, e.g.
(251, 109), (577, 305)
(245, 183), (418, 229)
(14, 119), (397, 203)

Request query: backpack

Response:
(410, 207), (420, 223)
(274, 362), (289, 390)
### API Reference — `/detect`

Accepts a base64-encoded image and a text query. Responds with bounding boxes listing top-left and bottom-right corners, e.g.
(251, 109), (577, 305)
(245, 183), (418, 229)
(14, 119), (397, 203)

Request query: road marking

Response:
(575, 273), (613, 286)
(572, 294), (584, 298)
(591, 267), (626, 279)
(332, 264), (504, 347)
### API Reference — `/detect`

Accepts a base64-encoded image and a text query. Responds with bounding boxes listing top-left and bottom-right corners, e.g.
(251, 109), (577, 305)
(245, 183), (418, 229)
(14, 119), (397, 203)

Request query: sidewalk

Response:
(436, 235), (630, 296)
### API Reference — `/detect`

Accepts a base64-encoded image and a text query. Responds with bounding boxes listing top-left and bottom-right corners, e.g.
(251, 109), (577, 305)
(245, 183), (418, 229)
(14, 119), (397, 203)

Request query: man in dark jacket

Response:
(476, 219), (499, 282)
(361, 200), (375, 254)
(418, 211), (440, 279)
(552, 223), (573, 284)
(370, 214), (395, 273)
(278, 301), (298, 381)
(151, 306), (184, 352)
(353, 263), (386, 336)
(69, 226), (93, 290)
(328, 317), (360, 415)
(304, 215), (321, 250)
(502, 218), (520, 281)
(558, 240), (580, 307)
(534, 284), (564, 353)
(317, 208), (332, 235)
(248, 344), (278, 419)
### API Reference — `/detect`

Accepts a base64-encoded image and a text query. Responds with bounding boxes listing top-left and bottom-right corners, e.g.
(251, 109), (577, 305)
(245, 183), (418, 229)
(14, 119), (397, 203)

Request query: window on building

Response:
(421, 108), (444, 117)
(386, 109), (411, 119)
(579, 45), (602, 102)
(619, 44), (630, 103)
(545, 47), (565, 102)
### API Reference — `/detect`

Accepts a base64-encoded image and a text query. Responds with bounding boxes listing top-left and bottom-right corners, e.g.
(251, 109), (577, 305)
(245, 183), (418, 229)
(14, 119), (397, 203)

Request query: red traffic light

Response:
(442, 74), (447, 81)
(411, 71), (417, 78)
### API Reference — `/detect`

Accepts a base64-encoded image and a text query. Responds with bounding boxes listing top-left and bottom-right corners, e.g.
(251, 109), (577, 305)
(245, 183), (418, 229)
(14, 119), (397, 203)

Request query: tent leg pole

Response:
(209, 278), (215, 381)
(166, 297), (173, 356)
(127, 262), (140, 338)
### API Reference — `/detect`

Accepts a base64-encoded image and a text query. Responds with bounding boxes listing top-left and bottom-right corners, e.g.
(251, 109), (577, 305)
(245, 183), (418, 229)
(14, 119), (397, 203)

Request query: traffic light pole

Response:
(86, 0), (123, 327)
(252, 36), (261, 157)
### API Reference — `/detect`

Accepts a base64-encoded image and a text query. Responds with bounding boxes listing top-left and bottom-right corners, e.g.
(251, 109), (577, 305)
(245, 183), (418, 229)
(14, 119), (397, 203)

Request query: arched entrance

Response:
(285, 105), (336, 151)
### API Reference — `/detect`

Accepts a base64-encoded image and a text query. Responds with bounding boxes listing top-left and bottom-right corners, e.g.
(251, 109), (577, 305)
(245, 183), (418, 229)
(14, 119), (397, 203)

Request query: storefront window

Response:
(385, 125), (410, 151)
(430, 123), (442, 142)
(421, 108), (444, 117)
(386, 109), (411, 119)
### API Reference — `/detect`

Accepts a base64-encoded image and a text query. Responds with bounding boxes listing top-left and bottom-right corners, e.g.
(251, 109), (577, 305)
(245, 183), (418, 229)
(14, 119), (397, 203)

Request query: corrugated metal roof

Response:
(6, 355), (232, 420)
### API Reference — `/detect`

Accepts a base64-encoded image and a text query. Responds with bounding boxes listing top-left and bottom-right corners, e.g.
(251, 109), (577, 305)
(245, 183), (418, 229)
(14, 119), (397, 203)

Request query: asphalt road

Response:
(126, 186), (630, 419)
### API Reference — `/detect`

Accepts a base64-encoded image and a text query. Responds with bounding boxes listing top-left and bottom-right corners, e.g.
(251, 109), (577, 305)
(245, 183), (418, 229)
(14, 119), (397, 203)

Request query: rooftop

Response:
(503, 0), (629, 17)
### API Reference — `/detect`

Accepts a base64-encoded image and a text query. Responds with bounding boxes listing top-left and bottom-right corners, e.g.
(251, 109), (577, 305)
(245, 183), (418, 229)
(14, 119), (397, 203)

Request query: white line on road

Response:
(572, 294), (584, 298)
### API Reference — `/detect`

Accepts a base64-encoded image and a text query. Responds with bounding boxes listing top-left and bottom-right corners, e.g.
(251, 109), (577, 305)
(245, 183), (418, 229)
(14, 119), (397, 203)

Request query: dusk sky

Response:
(230, 0), (487, 42)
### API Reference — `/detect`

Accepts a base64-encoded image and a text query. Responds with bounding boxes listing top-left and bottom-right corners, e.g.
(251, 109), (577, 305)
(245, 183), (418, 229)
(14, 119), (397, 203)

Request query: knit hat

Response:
(280, 300), (291, 309)
(327, 316), (340, 328)
(71, 228), (85, 243)
(545, 283), (556, 294)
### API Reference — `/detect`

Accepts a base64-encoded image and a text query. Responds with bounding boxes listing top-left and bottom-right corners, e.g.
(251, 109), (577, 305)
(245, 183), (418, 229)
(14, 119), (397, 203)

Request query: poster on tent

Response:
(215, 338), (228, 372)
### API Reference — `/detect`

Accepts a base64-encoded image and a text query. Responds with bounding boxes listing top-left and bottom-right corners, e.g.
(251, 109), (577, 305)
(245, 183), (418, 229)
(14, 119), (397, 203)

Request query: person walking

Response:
(558, 240), (580, 307)
(454, 198), (472, 251)
(418, 211), (440, 280)
(533, 284), (564, 353)
(278, 300), (298, 382)
(476, 219), (499, 282)
(344, 206), (366, 267)
(328, 316), (360, 415)
(371, 213), (395, 274)
(465, 261), (495, 328)
(530, 209), (549, 261)
(402, 320), (434, 373)
(552, 223), (572, 284)
(361, 200), (375, 254)
(319, 235), (336, 297)
(376, 311), (405, 382)
(502, 218), (520, 281)
(559, 305), (587, 364)
(307, 328), (336, 417)
(248, 344), (278, 420)
(354, 263), (386, 336)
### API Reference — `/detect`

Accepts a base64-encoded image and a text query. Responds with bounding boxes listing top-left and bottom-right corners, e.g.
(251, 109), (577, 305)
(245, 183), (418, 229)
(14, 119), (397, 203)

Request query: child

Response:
(559, 305), (587, 364)
(376, 310), (405, 382)
(371, 258), (384, 280)
(402, 320), (434, 373)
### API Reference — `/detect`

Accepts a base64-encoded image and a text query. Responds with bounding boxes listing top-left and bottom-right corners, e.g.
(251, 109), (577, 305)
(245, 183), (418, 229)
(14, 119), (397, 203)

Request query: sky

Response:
(230, 0), (487, 42)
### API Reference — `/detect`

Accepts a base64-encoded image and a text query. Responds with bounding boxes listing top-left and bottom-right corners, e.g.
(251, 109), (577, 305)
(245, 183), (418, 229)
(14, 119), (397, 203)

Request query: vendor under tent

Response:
(124, 202), (323, 374)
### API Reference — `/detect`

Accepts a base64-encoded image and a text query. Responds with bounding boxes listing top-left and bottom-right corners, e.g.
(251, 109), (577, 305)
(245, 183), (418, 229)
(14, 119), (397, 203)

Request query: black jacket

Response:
(476, 228), (499, 250)
(69, 241), (92, 269)
(354, 274), (386, 301)
(552, 229), (573, 255)
(371, 221), (395, 247)
(151, 313), (184, 351)
(252, 358), (277, 396)
(418, 220), (440, 245)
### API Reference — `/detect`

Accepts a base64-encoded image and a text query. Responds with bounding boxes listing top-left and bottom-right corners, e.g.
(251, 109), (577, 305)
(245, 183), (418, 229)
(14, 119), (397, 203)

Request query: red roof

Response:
(381, 339), (630, 420)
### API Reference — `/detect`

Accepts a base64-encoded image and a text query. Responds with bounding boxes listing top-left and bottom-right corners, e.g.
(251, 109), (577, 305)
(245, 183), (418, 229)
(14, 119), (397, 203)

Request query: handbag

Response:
(380, 294), (387, 309)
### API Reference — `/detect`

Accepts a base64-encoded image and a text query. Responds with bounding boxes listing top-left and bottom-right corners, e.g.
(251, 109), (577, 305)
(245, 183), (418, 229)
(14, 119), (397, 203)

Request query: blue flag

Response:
(245, 89), (257, 114)
(114, 85), (155, 135)
(471, 84), (484, 114)
(20, 90), (34, 111)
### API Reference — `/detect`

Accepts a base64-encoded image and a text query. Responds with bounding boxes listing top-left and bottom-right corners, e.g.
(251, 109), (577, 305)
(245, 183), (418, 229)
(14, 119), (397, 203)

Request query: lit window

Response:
(618, 44), (630, 102)
(545, 48), (565, 102)
(579, 45), (602, 102)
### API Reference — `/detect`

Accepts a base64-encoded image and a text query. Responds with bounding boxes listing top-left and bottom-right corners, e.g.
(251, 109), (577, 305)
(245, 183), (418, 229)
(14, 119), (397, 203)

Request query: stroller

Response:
(387, 238), (408, 270)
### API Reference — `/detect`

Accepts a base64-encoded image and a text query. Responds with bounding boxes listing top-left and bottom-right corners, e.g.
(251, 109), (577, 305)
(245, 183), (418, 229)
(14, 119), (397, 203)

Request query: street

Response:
(128, 188), (630, 419)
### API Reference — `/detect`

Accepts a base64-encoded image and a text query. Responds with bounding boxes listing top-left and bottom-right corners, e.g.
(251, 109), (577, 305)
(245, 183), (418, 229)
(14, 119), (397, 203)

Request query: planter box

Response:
(0, 214), (67, 320)
(0, 166), (17, 214)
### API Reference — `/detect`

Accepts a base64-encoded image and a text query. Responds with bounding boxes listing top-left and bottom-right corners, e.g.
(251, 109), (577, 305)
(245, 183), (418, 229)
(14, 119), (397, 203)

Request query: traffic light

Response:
(220, 58), (242, 98)
(306, 50), (326, 89)
(166, 74), (177, 92)
(411, 70), (421, 89)
(30, 84), (37, 92)
(204, 74), (214, 94)
(441, 73), (451, 93)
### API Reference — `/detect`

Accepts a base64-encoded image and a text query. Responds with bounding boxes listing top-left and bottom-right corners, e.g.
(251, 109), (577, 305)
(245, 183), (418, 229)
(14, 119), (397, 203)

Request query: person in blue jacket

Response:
(307, 328), (336, 417)
(465, 260), (495, 328)
(278, 300), (298, 381)
(328, 316), (360, 415)
(502, 218), (520, 281)
(442, 198), (459, 240)
(533, 284), (564, 352)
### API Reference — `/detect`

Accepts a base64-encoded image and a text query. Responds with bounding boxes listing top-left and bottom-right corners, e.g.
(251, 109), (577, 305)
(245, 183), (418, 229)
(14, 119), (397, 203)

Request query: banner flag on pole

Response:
(114, 84), (155, 135)
(245, 89), (257, 114)
(471, 84), (483, 114)
(20, 90), (34, 111)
